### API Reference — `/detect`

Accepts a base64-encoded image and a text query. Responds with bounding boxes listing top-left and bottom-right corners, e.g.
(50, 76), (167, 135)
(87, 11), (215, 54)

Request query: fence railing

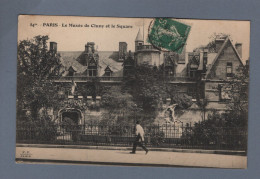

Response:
(136, 45), (158, 51)
(16, 123), (247, 151)
(53, 76), (197, 83)
(53, 76), (123, 82)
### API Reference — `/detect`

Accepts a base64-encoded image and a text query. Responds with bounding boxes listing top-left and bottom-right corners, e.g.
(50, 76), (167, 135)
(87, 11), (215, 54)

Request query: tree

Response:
(17, 35), (64, 123)
(220, 64), (249, 128)
(191, 111), (247, 150)
(123, 64), (193, 124)
(122, 65), (165, 124)
(190, 62), (248, 150)
(101, 86), (139, 125)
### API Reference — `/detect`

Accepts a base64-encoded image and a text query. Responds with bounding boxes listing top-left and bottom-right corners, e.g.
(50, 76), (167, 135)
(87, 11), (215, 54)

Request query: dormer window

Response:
(68, 66), (77, 76)
(68, 71), (74, 76)
(226, 62), (233, 77)
(104, 66), (113, 77)
(188, 55), (199, 78)
(88, 57), (97, 77)
(88, 68), (97, 77)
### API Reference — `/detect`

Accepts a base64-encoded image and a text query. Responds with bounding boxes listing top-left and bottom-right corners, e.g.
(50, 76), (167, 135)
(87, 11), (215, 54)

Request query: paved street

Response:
(16, 147), (247, 168)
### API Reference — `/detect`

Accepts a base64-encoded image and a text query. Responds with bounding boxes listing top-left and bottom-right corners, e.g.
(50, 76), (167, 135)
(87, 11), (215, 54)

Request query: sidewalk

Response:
(16, 145), (247, 168)
(16, 144), (247, 155)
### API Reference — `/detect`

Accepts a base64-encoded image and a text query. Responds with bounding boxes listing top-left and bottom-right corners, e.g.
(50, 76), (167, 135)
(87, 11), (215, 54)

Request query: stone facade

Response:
(49, 32), (245, 125)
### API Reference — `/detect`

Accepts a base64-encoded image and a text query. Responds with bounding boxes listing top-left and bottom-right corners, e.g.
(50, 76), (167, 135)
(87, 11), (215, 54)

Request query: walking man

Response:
(130, 121), (149, 154)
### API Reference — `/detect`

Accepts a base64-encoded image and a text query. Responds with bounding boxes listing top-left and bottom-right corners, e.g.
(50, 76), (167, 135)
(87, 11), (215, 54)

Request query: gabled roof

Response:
(104, 65), (113, 72)
(88, 57), (97, 66)
(135, 28), (143, 41)
(206, 37), (244, 78)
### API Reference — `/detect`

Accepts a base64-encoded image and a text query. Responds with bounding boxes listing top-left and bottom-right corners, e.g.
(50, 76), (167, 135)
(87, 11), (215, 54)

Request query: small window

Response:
(218, 84), (231, 101)
(226, 62), (233, 77)
(89, 69), (97, 77)
(104, 71), (112, 77)
(190, 69), (196, 78)
(68, 71), (74, 76)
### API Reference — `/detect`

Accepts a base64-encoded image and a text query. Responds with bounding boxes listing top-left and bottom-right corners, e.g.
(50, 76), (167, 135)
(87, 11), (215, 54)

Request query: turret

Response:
(135, 28), (144, 51)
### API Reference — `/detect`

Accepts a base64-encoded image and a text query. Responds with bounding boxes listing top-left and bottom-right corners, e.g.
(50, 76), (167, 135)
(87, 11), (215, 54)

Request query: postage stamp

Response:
(148, 18), (191, 53)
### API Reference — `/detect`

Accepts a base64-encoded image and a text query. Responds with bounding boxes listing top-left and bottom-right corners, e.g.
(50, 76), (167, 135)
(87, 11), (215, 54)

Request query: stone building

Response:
(203, 36), (244, 110)
(50, 31), (245, 125)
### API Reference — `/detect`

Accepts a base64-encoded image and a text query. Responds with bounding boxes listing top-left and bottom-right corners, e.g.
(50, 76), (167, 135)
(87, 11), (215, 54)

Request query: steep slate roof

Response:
(59, 51), (88, 75)
(205, 37), (244, 78)
(98, 53), (123, 77)
(58, 51), (124, 77)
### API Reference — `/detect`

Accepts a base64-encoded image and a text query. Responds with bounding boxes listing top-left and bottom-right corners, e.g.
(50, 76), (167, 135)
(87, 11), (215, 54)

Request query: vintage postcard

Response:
(16, 15), (249, 168)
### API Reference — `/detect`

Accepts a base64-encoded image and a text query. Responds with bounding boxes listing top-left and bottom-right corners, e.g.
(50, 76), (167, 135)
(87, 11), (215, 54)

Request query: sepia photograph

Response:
(15, 15), (250, 168)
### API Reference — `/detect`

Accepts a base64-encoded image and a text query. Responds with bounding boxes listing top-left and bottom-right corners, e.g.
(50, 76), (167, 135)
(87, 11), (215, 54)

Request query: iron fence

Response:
(16, 123), (247, 151)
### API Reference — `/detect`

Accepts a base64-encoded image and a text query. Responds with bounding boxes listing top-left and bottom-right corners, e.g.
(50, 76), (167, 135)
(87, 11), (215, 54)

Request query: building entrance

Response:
(60, 109), (83, 125)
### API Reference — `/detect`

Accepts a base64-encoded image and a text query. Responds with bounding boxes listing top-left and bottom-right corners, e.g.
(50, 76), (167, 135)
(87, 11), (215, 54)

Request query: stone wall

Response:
(208, 41), (242, 80)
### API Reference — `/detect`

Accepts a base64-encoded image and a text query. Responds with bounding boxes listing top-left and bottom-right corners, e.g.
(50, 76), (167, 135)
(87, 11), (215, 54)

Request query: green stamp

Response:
(148, 18), (191, 54)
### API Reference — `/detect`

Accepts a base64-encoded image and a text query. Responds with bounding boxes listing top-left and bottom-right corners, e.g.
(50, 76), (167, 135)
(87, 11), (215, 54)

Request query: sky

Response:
(18, 15), (250, 61)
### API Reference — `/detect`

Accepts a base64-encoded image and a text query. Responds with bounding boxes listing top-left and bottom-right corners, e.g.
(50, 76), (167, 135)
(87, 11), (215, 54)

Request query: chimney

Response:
(89, 42), (95, 53)
(50, 42), (57, 52)
(85, 44), (89, 52)
(85, 42), (95, 53)
(215, 38), (225, 53)
(235, 43), (242, 58)
(119, 42), (127, 60)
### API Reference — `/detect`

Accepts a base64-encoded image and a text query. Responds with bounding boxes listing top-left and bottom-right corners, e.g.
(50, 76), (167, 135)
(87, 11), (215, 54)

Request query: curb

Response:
(16, 143), (246, 156)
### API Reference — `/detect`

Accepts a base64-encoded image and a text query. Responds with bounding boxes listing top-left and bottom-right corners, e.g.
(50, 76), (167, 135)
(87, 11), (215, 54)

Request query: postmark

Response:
(148, 18), (191, 53)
